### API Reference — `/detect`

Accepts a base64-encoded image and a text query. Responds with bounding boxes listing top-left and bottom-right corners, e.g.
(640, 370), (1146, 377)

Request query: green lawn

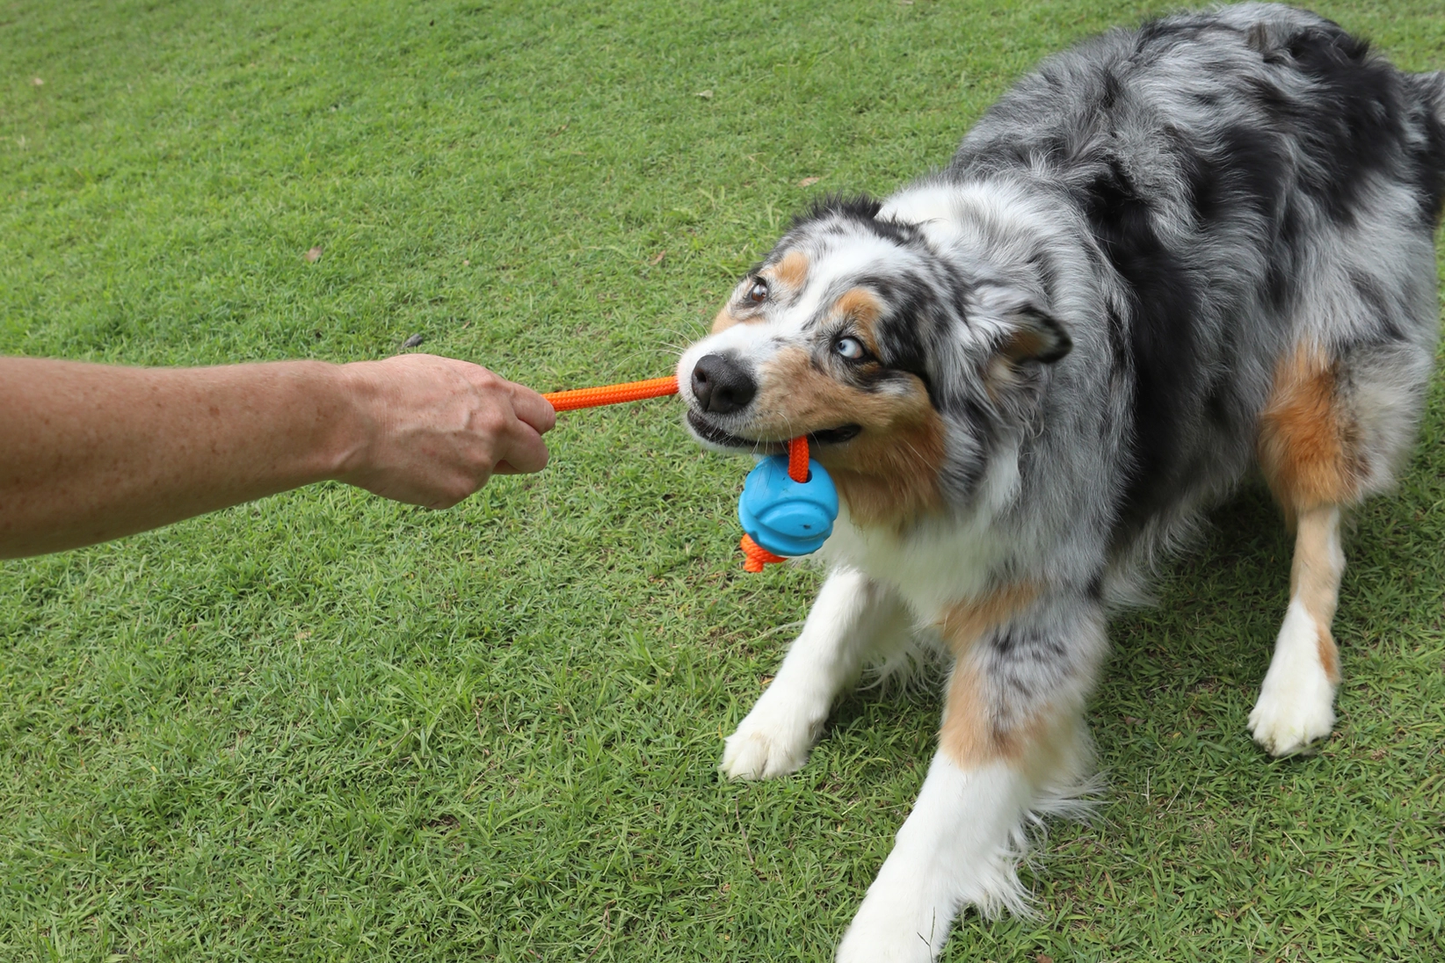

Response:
(2, 0), (1443, 960)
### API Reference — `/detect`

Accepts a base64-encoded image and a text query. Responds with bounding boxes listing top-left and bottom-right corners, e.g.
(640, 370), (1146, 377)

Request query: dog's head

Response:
(677, 193), (1071, 529)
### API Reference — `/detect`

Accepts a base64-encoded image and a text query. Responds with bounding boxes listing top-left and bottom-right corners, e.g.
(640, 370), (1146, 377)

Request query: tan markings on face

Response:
(937, 583), (1039, 657)
(774, 249), (809, 290)
(833, 286), (886, 362)
(835, 283), (880, 326)
(751, 346), (945, 528)
(1257, 343), (1362, 524)
(709, 250), (810, 334)
(1291, 504), (1344, 684)
(711, 306), (743, 334)
(827, 418), (946, 529)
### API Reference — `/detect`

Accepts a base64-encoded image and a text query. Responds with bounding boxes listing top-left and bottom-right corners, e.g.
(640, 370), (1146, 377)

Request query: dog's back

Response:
(948, 1), (1444, 562)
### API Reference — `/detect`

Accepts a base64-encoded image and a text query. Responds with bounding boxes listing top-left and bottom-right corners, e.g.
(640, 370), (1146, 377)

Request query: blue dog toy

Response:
(737, 436), (839, 571)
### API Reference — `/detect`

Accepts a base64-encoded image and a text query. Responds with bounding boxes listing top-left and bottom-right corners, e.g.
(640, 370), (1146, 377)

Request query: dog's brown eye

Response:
(747, 280), (768, 303)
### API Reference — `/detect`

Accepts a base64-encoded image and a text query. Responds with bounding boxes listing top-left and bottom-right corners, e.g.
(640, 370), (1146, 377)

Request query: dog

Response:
(676, 4), (1445, 960)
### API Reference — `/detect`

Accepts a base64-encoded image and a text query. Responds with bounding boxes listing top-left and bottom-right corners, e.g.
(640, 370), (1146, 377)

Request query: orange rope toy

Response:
(542, 374), (809, 572)
(543, 375), (681, 411)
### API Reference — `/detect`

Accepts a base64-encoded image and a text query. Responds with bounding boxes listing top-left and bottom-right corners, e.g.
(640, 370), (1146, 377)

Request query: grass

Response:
(1, 0), (1443, 960)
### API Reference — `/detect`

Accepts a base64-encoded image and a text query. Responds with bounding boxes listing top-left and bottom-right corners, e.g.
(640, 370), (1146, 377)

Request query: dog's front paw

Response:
(719, 698), (821, 780)
(1248, 606), (1337, 757)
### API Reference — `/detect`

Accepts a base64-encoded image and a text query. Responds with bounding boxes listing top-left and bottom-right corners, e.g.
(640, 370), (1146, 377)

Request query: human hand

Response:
(335, 354), (556, 508)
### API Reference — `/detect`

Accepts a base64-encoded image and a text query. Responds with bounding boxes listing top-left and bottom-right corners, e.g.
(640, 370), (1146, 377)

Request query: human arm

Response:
(0, 354), (555, 558)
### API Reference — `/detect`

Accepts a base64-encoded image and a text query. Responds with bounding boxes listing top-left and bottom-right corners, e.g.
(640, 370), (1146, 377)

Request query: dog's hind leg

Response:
(837, 590), (1104, 963)
(1250, 343), (1363, 756)
(1246, 177), (1440, 751)
(1247, 502), (1345, 757)
(721, 567), (913, 780)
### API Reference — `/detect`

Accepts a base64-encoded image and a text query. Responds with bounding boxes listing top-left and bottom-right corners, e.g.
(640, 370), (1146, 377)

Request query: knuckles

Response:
(472, 407), (511, 440)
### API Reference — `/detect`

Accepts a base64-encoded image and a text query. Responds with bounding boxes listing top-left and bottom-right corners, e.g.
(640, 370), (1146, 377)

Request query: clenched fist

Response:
(0, 354), (557, 557)
(335, 354), (556, 508)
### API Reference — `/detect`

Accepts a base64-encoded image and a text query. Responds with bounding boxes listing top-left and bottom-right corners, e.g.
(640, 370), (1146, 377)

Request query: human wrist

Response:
(321, 360), (382, 484)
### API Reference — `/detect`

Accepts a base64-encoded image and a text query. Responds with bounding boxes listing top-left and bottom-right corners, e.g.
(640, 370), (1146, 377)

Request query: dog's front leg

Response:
(721, 567), (911, 780)
(836, 753), (1040, 963)
(837, 594), (1104, 962)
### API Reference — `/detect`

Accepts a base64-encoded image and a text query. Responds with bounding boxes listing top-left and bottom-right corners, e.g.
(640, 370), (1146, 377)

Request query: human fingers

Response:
(506, 380), (558, 435)
(495, 420), (550, 475)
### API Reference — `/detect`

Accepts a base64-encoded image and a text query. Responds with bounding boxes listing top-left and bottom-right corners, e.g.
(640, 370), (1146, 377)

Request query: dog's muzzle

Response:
(690, 353), (756, 414)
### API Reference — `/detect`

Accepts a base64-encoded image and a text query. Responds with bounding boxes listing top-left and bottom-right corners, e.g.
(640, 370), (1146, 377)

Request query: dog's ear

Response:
(974, 282), (1072, 366)
(997, 306), (1072, 365)
(970, 283), (1072, 417)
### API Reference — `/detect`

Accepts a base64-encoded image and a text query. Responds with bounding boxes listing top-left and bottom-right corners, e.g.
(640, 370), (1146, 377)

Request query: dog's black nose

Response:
(691, 353), (757, 414)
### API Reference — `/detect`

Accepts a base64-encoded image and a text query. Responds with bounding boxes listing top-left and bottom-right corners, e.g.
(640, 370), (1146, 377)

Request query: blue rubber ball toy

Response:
(737, 454), (839, 557)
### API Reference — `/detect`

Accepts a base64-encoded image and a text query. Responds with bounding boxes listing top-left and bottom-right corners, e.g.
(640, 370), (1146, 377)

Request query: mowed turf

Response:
(2, 1), (1443, 960)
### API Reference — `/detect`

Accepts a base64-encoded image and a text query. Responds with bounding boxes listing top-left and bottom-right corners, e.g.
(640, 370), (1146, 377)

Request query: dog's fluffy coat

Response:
(677, 4), (1444, 960)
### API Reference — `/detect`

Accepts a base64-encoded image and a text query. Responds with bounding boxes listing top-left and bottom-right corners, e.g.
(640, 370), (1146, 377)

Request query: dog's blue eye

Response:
(835, 337), (866, 361)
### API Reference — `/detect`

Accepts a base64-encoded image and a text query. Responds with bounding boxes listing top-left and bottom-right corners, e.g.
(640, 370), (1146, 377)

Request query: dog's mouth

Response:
(686, 410), (862, 452)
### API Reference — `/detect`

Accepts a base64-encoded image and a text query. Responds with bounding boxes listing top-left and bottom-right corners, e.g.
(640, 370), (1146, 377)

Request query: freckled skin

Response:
(0, 355), (555, 557)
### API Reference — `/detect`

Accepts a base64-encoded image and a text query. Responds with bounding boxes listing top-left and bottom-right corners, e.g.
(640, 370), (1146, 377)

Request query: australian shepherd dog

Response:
(676, 4), (1445, 959)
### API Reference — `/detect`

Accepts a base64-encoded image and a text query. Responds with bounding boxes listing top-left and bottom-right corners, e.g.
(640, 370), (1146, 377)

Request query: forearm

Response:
(0, 358), (360, 557)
